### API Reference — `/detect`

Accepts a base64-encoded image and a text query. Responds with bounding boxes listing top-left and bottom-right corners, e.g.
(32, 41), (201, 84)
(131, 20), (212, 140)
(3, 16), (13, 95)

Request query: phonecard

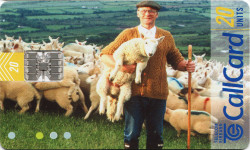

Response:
(0, 0), (249, 149)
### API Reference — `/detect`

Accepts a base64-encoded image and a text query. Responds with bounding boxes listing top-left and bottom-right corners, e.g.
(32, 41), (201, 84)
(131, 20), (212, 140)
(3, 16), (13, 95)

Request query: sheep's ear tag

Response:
(0, 50), (64, 82)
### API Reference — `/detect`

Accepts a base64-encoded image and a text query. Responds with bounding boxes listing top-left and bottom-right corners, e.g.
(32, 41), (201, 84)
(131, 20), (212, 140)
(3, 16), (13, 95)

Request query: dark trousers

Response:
(124, 96), (166, 149)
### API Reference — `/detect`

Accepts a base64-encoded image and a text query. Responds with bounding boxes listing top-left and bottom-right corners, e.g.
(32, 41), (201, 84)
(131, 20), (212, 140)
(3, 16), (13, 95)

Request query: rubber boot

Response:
(124, 140), (139, 149)
(146, 140), (163, 149)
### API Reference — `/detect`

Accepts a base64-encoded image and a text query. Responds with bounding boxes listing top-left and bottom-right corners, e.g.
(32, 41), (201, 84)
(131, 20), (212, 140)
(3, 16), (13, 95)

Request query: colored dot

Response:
(8, 132), (15, 139)
(36, 132), (44, 139)
(50, 132), (58, 139)
(64, 132), (71, 139)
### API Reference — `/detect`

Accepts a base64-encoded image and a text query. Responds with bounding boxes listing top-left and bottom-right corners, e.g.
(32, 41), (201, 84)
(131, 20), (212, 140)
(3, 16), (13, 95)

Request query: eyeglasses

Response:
(138, 9), (157, 15)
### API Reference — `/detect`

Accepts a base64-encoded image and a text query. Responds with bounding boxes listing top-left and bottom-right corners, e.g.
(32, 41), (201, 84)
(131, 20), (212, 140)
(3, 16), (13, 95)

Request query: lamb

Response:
(77, 61), (101, 76)
(167, 77), (184, 94)
(164, 108), (218, 140)
(166, 90), (187, 110)
(13, 36), (24, 52)
(179, 88), (245, 125)
(62, 43), (94, 54)
(63, 49), (83, 58)
(1, 42), (12, 52)
(0, 81), (41, 114)
(77, 62), (95, 74)
(40, 40), (64, 51)
(97, 35), (165, 122)
(48, 36), (64, 50)
(42, 86), (88, 116)
(5, 35), (14, 41)
(75, 39), (87, 45)
(193, 53), (206, 64)
(78, 72), (92, 107)
(179, 88), (223, 114)
(84, 74), (101, 120)
(34, 66), (80, 100)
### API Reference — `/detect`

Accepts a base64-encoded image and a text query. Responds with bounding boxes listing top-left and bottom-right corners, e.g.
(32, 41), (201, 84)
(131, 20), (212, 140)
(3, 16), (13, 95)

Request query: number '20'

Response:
(9, 62), (19, 72)
(216, 7), (234, 27)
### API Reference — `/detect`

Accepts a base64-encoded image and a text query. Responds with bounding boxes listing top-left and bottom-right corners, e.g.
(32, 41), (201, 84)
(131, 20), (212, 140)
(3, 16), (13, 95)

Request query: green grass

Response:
(0, 109), (210, 149)
(0, 1), (211, 49)
(3, 27), (39, 33)
(27, 15), (83, 20)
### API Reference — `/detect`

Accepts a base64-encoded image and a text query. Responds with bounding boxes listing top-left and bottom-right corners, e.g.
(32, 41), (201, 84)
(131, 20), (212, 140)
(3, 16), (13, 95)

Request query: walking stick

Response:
(187, 45), (192, 149)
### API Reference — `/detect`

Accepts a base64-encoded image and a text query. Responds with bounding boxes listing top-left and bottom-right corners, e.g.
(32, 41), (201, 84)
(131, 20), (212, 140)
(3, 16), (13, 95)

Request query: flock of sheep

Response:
(0, 35), (249, 140)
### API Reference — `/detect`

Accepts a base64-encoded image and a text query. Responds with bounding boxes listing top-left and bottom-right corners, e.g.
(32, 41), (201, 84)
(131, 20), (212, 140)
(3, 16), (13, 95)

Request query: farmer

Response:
(100, 0), (195, 149)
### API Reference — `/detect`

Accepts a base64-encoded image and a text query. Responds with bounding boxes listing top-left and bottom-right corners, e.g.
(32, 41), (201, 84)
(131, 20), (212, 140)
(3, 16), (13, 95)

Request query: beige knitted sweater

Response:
(101, 26), (184, 99)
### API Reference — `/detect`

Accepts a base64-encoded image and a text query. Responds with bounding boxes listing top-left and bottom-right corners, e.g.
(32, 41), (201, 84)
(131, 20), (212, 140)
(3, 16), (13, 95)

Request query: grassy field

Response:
(0, 0), (211, 57)
(0, 106), (211, 149)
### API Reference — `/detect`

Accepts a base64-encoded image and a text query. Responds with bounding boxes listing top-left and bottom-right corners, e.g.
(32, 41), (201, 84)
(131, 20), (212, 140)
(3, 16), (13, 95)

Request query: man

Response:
(100, 1), (195, 149)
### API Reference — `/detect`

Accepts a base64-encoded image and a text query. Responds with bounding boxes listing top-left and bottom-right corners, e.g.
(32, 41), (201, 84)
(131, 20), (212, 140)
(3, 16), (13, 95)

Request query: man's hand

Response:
(186, 61), (195, 73)
(177, 60), (195, 72)
(100, 55), (136, 73)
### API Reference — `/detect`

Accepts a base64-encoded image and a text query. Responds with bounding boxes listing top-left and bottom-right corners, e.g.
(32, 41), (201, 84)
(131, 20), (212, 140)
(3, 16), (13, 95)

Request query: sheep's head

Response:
(144, 36), (165, 57)
(164, 107), (172, 122)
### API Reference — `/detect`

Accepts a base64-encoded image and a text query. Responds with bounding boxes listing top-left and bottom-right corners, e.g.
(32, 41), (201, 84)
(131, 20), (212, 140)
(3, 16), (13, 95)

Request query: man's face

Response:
(137, 7), (158, 27)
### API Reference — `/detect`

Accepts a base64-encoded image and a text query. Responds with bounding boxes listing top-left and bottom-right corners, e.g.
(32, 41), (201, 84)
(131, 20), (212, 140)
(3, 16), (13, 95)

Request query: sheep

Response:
(196, 71), (222, 89)
(40, 40), (64, 51)
(13, 36), (24, 52)
(42, 86), (88, 116)
(63, 49), (83, 58)
(48, 36), (64, 50)
(179, 88), (245, 125)
(193, 53), (206, 64)
(34, 66), (80, 100)
(62, 43), (94, 54)
(164, 108), (218, 140)
(78, 73), (92, 107)
(97, 35), (165, 122)
(77, 62), (95, 74)
(0, 81), (41, 114)
(75, 39), (87, 45)
(5, 35), (14, 41)
(166, 90), (187, 110)
(167, 77), (184, 94)
(84, 74), (101, 120)
(1, 43), (12, 52)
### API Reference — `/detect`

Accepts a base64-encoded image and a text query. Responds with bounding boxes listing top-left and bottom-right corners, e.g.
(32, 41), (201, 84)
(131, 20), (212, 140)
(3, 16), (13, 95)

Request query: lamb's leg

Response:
(35, 98), (41, 113)
(191, 131), (196, 136)
(17, 97), (31, 114)
(114, 83), (131, 121)
(84, 101), (99, 120)
(34, 90), (42, 113)
(64, 105), (73, 117)
(19, 105), (29, 114)
(107, 96), (117, 122)
(78, 87), (88, 113)
(135, 62), (148, 84)
(60, 81), (76, 100)
(174, 126), (181, 137)
(98, 95), (107, 115)
(57, 98), (73, 117)
(0, 94), (5, 111)
(18, 102), (29, 114)
(0, 100), (4, 111)
(109, 57), (123, 81)
(96, 76), (109, 115)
